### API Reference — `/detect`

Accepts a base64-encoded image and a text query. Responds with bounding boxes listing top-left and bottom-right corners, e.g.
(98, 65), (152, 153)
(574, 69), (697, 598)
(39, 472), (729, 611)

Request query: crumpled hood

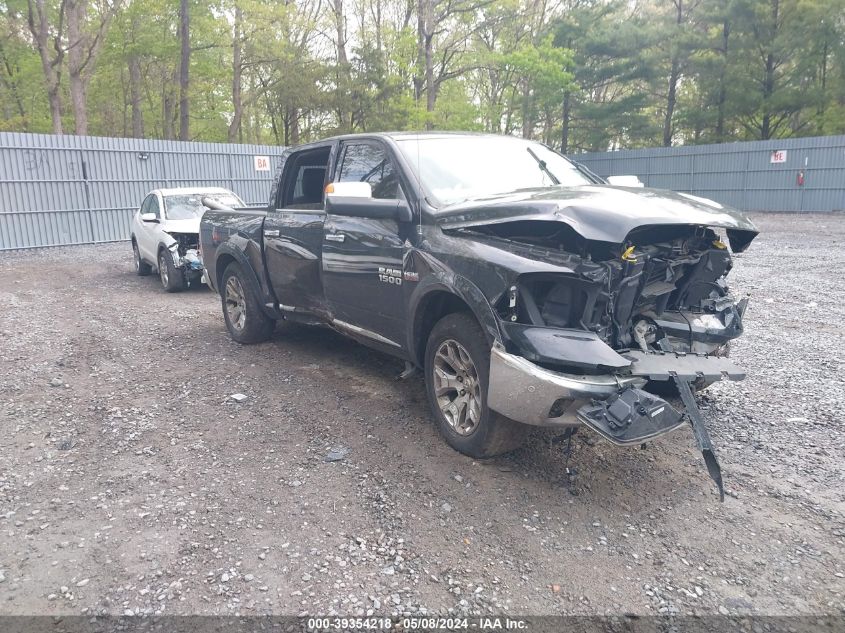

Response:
(436, 185), (758, 252)
(161, 218), (201, 235)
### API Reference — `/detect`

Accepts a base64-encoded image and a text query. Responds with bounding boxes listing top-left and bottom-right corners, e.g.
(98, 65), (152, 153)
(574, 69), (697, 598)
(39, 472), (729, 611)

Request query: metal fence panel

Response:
(570, 134), (845, 213)
(0, 132), (285, 250)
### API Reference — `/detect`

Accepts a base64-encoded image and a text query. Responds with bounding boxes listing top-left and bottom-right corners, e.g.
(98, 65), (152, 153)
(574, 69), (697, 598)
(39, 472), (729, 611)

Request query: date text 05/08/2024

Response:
(306, 617), (528, 630)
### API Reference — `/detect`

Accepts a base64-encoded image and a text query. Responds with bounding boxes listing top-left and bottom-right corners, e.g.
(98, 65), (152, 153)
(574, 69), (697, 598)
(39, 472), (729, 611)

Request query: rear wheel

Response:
(133, 240), (151, 276)
(158, 248), (186, 293)
(221, 262), (275, 344)
(424, 312), (526, 458)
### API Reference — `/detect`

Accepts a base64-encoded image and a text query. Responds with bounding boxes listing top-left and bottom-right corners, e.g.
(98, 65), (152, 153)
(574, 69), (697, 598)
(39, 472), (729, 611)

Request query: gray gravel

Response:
(0, 212), (843, 617)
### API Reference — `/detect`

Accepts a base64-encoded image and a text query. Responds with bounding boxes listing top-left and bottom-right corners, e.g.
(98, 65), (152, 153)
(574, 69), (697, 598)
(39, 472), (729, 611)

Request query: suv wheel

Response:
(221, 262), (275, 344)
(424, 312), (526, 458)
(158, 248), (186, 293)
(133, 240), (151, 276)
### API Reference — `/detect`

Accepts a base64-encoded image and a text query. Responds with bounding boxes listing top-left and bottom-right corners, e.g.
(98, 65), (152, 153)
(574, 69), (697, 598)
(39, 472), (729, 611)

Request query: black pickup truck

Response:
(200, 132), (758, 498)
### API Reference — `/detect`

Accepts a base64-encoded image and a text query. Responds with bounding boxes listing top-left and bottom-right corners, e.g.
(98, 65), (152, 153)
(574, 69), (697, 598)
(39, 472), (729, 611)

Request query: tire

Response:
(220, 262), (275, 344)
(158, 247), (186, 293)
(424, 312), (526, 458)
(133, 240), (152, 276)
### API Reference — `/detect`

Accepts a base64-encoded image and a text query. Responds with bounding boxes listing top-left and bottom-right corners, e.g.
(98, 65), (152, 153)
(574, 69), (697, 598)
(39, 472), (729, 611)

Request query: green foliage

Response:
(1, 0), (843, 147)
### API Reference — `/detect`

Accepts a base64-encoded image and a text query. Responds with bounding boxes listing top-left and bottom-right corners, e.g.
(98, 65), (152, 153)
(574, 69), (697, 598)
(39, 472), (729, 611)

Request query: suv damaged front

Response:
(437, 188), (757, 499)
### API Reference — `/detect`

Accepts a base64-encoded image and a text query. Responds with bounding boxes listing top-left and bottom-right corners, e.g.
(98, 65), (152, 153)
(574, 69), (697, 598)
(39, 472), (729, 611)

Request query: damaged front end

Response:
(165, 231), (204, 283)
(466, 221), (757, 500)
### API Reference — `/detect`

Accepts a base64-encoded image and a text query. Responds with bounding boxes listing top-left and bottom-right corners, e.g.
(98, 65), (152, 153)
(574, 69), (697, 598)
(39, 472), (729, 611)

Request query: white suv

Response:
(130, 187), (244, 292)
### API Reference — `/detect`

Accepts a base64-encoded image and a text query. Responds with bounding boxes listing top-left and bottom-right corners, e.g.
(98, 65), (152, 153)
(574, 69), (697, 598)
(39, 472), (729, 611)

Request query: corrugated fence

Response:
(3, 132), (845, 250)
(571, 134), (845, 213)
(0, 132), (284, 250)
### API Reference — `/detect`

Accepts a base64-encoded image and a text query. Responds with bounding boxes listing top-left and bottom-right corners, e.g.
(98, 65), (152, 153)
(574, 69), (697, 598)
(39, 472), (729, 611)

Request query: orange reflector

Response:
(325, 183), (335, 194)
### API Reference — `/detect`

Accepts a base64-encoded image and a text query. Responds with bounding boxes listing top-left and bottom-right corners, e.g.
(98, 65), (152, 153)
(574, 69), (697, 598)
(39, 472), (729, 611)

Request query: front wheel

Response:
(424, 312), (526, 458)
(221, 262), (275, 344)
(158, 248), (186, 293)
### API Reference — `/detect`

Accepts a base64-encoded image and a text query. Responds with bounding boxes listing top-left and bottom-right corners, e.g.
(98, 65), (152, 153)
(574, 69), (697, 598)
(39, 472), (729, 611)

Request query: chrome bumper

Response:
(487, 347), (645, 427)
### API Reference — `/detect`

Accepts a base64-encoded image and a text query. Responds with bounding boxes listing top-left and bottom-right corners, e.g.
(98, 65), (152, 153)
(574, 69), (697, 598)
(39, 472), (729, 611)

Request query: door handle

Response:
(325, 233), (346, 243)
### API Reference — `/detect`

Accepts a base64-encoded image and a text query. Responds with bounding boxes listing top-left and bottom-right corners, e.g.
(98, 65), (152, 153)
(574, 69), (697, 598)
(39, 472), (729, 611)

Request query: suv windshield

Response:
(395, 136), (594, 207)
(165, 192), (244, 220)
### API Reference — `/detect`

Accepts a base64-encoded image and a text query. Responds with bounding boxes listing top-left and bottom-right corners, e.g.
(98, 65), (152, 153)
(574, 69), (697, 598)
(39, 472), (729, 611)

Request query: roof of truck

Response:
(293, 131), (514, 148)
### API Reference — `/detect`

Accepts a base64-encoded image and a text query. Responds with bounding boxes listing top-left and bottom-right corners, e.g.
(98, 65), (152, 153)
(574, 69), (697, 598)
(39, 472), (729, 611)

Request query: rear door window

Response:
(279, 146), (331, 209)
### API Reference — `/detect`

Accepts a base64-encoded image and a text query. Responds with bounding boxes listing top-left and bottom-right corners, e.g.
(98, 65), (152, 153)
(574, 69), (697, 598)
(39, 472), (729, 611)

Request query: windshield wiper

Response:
(569, 159), (604, 184)
(526, 147), (559, 185)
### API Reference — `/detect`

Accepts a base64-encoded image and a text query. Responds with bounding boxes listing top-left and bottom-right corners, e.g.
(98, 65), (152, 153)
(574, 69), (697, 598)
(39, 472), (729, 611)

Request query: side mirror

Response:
(325, 195), (413, 223)
(607, 175), (644, 188)
(140, 212), (159, 223)
(326, 181), (372, 198)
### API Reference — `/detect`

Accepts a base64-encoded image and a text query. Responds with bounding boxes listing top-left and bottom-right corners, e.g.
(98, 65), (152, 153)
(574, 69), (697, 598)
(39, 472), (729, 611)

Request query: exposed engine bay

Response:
(461, 220), (755, 502)
(165, 231), (203, 277)
(463, 221), (746, 368)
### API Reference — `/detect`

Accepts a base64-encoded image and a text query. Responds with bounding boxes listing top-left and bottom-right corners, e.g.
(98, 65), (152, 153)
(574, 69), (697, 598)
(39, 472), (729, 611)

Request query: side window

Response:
(338, 143), (401, 200)
(148, 195), (161, 218)
(280, 147), (330, 210)
(140, 195), (152, 215)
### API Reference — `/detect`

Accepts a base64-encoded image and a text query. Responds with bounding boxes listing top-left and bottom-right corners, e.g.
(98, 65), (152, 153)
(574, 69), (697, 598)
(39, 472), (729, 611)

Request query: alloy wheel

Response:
(433, 339), (482, 436)
(158, 252), (169, 287)
(225, 276), (247, 331)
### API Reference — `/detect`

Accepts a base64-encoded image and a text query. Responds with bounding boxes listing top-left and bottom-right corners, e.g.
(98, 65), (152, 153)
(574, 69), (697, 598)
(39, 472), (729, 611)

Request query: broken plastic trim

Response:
(576, 387), (686, 445)
(674, 376), (725, 502)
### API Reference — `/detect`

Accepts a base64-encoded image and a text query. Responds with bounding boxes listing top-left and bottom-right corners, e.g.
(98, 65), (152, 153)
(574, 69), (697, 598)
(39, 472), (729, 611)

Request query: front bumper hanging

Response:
(488, 347), (735, 501)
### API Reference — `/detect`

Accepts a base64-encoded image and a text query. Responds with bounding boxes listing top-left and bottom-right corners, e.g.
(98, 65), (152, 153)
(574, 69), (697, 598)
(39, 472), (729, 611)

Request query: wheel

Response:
(221, 262), (275, 344)
(158, 248), (186, 293)
(133, 240), (151, 276)
(424, 312), (526, 458)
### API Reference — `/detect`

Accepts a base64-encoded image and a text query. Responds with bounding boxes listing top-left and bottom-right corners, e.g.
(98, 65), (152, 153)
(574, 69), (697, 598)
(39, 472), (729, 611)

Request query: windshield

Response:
(396, 136), (594, 207)
(164, 192), (244, 220)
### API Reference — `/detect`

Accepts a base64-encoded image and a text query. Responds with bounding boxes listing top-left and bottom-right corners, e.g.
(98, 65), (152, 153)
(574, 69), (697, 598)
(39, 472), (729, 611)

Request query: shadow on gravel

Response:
(264, 321), (694, 505)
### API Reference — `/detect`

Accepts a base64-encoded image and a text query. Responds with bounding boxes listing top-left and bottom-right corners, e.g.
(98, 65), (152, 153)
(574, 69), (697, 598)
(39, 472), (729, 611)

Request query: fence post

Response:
(79, 149), (96, 243)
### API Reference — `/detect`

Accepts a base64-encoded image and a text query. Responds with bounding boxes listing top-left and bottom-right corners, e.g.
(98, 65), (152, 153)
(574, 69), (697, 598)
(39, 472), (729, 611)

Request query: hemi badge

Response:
(403, 271), (419, 282)
(264, 229), (280, 237)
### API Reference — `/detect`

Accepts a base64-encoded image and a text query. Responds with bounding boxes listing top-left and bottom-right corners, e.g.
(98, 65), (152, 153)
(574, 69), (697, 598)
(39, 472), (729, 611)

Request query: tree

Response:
(178, 0), (189, 140)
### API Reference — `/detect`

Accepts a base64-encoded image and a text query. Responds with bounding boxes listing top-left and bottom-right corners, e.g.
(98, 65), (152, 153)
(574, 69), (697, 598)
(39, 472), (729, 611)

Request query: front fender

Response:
(406, 251), (503, 366)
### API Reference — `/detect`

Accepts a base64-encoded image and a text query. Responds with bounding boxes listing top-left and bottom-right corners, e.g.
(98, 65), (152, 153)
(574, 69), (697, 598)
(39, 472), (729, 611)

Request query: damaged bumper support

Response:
(488, 347), (745, 500)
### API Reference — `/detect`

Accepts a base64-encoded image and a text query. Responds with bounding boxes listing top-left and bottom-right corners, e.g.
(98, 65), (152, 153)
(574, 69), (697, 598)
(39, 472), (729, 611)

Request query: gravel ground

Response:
(0, 212), (843, 618)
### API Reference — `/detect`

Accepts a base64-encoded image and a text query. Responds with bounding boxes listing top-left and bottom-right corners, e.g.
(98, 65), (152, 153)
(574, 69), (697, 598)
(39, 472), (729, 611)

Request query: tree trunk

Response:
(163, 68), (175, 139)
(415, 0), (435, 119)
(178, 0), (190, 141)
(521, 80), (532, 138)
(760, 0), (779, 140)
(332, 0), (349, 131)
(228, 4), (243, 143)
(715, 18), (730, 140)
(67, 0), (88, 135)
(560, 91), (571, 153)
(663, 57), (679, 146)
(26, 0), (64, 134)
(128, 54), (144, 138)
(413, 0), (425, 103)
(663, 0), (684, 147)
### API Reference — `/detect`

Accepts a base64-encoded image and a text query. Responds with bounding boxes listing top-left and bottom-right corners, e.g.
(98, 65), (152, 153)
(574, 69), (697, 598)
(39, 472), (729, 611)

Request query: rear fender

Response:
(215, 243), (281, 320)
